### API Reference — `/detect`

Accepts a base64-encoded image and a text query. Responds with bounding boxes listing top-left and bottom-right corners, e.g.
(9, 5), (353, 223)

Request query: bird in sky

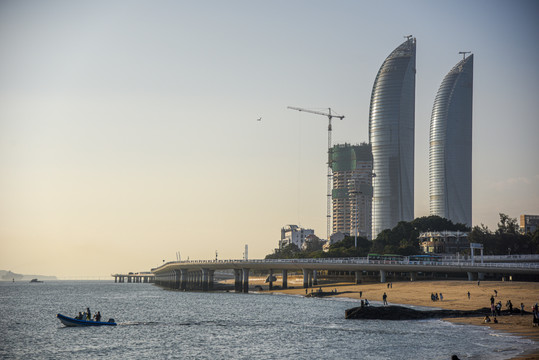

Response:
(257, 117), (262, 121)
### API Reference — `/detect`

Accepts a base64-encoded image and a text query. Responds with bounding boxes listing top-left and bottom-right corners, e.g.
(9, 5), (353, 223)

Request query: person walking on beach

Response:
(506, 300), (513, 313)
(467, 291), (470, 300)
(383, 292), (388, 305)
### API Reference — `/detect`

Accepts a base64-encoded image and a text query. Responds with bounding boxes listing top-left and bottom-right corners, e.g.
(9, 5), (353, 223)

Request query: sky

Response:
(1, 0), (538, 278)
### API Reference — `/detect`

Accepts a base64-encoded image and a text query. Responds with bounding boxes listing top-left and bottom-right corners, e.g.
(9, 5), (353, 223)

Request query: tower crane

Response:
(287, 106), (345, 242)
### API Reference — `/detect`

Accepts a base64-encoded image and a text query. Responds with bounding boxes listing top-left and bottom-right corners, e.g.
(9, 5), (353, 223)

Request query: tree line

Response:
(265, 214), (539, 260)
(469, 213), (539, 255)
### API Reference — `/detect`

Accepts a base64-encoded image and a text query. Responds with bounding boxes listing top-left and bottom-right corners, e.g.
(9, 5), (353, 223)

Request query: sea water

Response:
(0, 281), (535, 359)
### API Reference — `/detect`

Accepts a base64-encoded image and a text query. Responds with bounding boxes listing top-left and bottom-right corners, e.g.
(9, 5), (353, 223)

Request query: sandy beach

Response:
(240, 278), (539, 359)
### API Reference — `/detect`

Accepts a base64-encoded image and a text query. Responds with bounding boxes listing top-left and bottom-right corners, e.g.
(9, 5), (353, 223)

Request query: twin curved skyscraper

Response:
(368, 37), (473, 239)
(429, 54), (473, 227)
(369, 37), (417, 238)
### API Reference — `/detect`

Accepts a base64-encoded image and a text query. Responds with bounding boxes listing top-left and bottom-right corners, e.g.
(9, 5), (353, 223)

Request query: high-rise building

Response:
(520, 215), (539, 234)
(330, 143), (373, 239)
(429, 54), (473, 227)
(369, 37), (416, 239)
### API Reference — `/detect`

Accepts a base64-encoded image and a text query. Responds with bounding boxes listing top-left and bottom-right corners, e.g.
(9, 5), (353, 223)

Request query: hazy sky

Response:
(1, 0), (538, 278)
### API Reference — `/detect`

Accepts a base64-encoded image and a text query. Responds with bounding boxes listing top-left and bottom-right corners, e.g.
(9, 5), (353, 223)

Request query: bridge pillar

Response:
(380, 270), (386, 283)
(128, 276), (132, 283)
(209, 270), (215, 290)
(410, 272), (417, 282)
(478, 272), (485, 281)
(242, 268), (250, 293)
(467, 272), (475, 281)
(269, 269), (274, 291)
(303, 269), (309, 288)
(282, 270), (288, 289)
(180, 269), (188, 290)
(355, 271), (362, 284)
(187, 272), (193, 290)
(197, 271), (203, 289)
(308, 271), (313, 288)
(114, 276), (117, 283)
(234, 269), (242, 292)
(192, 271), (198, 289)
(173, 270), (180, 289)
(313, 270), (318, 286)
(202, 269), (209, 291)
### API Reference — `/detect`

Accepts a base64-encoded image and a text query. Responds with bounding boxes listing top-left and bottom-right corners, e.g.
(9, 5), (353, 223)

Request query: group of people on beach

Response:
(430, 292), (443, 301)
(74, 307), (101, 322)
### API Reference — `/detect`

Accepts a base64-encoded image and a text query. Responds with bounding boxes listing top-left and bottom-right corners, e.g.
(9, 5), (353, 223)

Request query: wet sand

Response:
(242, 278), (539, 359)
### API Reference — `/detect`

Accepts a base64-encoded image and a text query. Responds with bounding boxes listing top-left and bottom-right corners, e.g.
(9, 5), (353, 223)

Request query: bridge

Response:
(112, 272), (155, 283)
(150, 255), (539, 292)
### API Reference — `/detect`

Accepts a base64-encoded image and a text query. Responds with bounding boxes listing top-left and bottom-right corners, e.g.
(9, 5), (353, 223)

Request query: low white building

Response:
(280, 225), (315, 249)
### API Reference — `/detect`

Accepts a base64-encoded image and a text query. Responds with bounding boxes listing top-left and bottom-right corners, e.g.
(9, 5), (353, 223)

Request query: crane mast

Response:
(287, 106), (345, 242)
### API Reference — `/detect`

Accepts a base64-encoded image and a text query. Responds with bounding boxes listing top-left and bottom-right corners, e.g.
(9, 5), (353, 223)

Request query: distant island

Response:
(0, 270), (57, 281)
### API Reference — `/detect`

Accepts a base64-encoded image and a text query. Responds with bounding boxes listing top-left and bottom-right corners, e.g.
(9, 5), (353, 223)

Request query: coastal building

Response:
(369, 36), (416, 239)
(419, 230), (469, 254)
(520, 214), (539, 234)
(330, 143), (373, 239)
(279, 225), (315, 249)
(429, 53), (474, 227)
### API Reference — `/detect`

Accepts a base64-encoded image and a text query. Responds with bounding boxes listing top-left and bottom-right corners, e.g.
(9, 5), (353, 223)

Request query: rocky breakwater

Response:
(345, 305), (495, 320)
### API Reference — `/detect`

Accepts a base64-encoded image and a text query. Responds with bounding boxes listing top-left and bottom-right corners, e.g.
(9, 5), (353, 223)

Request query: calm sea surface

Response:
(0, 281), (535, 359)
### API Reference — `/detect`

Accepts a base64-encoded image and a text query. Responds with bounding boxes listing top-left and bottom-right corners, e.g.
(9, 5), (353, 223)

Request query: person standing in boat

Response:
(95, 312), (101, 322)
(86, 307), (91, 320)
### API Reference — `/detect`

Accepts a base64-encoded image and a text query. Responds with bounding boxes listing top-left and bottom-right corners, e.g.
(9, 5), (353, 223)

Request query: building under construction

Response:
(330, 143), (373, 239)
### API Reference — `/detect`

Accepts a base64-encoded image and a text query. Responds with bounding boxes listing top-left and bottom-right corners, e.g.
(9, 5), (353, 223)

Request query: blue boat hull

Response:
(57, 313), (116, 327)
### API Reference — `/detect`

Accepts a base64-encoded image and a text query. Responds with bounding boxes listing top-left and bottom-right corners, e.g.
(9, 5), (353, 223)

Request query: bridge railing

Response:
(153, 257), (539, 271)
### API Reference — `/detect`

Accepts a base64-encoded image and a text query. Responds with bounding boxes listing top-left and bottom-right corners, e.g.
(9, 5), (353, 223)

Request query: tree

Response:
(324, 235), (371, 258)
(411, 215), (470, 233)
(373, 221), (420, 255)
(497, 213), (519, 234)
(303, 236), (325, 253)
(265, 243), (301, 259)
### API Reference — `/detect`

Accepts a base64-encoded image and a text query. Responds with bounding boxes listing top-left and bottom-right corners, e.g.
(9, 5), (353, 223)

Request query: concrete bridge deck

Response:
(112, 272), (155, 283)
(151, 257), (539, 292)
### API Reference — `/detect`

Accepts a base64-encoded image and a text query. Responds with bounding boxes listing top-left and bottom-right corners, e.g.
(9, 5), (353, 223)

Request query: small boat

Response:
(30, 278), (43, 283)
(57, 313), (117, 327)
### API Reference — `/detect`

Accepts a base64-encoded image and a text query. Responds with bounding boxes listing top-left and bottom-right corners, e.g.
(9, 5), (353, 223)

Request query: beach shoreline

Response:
(241, 278), (539, 359)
